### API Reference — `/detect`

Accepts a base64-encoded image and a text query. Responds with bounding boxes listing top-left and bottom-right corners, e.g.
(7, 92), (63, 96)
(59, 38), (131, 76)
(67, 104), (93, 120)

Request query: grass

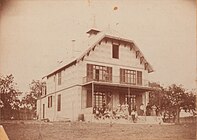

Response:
(1, 120), (196, 140)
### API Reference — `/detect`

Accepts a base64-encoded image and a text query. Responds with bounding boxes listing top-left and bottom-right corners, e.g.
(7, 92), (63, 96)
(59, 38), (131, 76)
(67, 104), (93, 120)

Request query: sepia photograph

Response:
(0, 0), (196, 140)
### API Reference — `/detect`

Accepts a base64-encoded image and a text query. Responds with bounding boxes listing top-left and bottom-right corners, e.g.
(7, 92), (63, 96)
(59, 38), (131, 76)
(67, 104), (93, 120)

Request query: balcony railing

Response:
(83, 76), (150, 87)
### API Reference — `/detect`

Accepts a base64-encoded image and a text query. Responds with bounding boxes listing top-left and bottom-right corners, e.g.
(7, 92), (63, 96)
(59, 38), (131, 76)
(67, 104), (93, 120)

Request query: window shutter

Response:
(120, 68), (123, 83)
(48, 97), (49, 108)
(137, 71), (142, 85)
(87, 64), (93, 81)
(57, 94), (61, 111)
(107, 67), (112, 82)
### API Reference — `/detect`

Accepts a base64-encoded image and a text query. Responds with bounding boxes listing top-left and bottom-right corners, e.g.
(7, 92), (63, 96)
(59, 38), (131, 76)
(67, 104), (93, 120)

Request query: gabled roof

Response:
(45, 28), (154, 78)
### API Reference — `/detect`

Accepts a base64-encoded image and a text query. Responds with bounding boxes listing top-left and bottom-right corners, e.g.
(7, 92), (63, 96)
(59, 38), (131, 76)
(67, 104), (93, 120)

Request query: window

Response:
(94, 92), (105, 108)
(86, 90), (92, 108)
(120, 69), (143, 85)
(57, 94), (61, 111)
(54, 75), (56, 82)
(42, 85), (47, 96)
(112, 44), (119, 59)
(120, 68), (136, 85)
(45, 86), (47, 95)
(137, 71), (142, 85)
(48, 96), (52, 108)
(58, 72), (61, 85)
(87, 64), (112, 82)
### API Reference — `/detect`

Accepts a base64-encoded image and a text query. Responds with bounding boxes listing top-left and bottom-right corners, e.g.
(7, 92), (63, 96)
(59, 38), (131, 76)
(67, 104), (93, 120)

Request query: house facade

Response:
(36, 28), (154, 121)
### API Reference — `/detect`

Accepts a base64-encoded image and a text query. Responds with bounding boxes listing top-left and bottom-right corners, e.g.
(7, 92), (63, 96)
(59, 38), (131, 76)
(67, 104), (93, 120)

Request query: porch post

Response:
(39, 98), (42, 121)
(144, 91), (149, 121)
(145, 92), (146, 121)
(92, 82), (94, 108)
(91, 82), (94, 122)
(128, 87), (131, 115)
(127, 87), (130, 105)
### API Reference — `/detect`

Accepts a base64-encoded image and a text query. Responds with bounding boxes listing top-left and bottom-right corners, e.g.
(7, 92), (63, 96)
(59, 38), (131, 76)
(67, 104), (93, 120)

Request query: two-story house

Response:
(36, 28), (154, 122)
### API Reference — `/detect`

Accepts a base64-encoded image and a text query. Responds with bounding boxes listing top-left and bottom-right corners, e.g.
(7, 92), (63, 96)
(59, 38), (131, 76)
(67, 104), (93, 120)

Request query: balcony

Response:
(82, 75), (150, 88)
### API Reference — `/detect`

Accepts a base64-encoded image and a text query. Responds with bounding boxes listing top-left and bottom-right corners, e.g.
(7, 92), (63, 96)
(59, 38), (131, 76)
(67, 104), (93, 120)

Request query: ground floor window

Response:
(94, 92), (105, 108)
(93, 91), (112, 109)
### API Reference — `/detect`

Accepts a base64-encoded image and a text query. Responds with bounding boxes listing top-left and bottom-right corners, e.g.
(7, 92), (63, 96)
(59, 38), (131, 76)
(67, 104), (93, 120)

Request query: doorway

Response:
(125, 93), (136, 115)
(43, 104), (45, 119)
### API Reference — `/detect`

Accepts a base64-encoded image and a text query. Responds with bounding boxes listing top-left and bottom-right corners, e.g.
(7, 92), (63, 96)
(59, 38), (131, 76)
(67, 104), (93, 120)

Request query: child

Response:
(131, 109), (137, 123)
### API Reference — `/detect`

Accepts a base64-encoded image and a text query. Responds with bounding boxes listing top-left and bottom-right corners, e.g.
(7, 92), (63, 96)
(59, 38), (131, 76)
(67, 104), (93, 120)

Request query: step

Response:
(137, 116), (163, 124)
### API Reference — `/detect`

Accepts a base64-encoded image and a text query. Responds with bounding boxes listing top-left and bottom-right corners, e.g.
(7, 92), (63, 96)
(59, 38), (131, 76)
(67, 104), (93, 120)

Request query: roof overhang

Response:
(82, 81), (155, 92)
(44, 60), (77, 78)
(44, 30), (154, 78)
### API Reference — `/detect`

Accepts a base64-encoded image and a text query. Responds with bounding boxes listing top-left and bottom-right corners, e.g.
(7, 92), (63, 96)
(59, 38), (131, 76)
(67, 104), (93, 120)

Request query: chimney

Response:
(71, 39), (76, 58)
(86, 28), (100, 37)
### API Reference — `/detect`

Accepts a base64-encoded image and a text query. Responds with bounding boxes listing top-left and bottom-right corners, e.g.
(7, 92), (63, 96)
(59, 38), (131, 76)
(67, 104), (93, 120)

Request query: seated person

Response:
(124, 109), (129, 119)
(93, 106), (97, 114)
(94, 107), (100, 119)
(103, 108), (111, 119)
(98, 107), (104, 119)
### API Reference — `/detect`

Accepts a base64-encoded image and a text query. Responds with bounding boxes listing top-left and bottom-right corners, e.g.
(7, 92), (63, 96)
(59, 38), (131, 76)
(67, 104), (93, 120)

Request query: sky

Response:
(0, 0), (196, 92)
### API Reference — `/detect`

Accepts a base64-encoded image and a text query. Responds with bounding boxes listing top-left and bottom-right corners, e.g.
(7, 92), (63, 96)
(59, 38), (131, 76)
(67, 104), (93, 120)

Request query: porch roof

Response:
(82, 81), (155, 92)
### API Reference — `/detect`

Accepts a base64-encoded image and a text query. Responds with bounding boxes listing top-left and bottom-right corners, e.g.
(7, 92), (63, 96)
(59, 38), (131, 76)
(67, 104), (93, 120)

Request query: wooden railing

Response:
(83, 76), (150, 87)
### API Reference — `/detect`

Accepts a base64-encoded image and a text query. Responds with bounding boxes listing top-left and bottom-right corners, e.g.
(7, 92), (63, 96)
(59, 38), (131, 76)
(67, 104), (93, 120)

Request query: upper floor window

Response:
(120, 69), (142, 85)
(87, 64), (112, 82)
(120, 68), (136, 84)
(48, 96), (52, 108)
(58, 72), (61, 85)
(42, 85), (47, 96)
(112, 44), (119, 59)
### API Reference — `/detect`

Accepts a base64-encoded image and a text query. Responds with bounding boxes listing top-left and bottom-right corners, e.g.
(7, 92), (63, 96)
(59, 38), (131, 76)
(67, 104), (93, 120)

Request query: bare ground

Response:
(1, 121), (196, 140)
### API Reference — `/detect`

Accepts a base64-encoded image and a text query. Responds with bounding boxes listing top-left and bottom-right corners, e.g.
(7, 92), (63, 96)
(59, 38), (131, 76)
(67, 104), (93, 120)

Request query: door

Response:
(130, 95), (136, 110)
(43, 104), (45, 119)
(125, 93), (136, 115)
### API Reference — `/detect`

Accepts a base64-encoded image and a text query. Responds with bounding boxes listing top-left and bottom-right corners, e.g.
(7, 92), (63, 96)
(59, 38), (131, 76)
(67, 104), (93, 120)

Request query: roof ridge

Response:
(44, 28), (154, 78)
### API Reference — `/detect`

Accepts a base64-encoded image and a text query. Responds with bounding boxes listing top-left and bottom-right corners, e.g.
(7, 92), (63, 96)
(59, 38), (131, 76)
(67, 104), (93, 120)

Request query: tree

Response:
(162, 84), (195, 124)
(0, 74), (21, 120)
(22, 80), (45, 115)
(149, 83), (196, 124)
(149, 82), (164, 108)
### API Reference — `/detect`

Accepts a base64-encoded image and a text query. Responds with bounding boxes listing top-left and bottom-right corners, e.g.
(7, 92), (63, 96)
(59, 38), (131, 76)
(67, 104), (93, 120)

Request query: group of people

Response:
(139, 103), (160, 116)
(93, 103), (138, 123)
(93, 103), (161, 123)
(144, 103), (160, 116)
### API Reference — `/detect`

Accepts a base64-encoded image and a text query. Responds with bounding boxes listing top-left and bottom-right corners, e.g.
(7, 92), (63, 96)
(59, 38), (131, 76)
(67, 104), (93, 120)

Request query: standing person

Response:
(140, 103), (145, 116)
(156, 106), (160, 116)
(151, 105), (157, 116)
(128, 104), (131, 116)
(146, 103), (151, 116)
(131, 109), (136, 123)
